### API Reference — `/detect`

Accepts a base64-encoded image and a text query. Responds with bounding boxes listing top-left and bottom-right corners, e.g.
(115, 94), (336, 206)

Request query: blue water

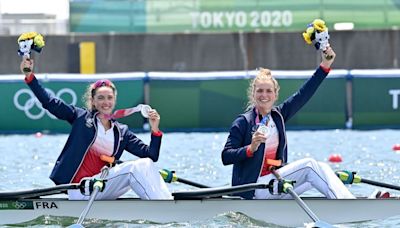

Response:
(1, 130), (400, 227)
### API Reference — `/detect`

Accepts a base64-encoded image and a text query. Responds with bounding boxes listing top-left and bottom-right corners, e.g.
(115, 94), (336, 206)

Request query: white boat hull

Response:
(1, 197), (399, 227)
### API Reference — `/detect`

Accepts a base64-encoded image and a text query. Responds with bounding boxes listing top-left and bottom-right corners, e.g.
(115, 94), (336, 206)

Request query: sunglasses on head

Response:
(92, 79), (112, 89)
(91, 79), (115, 97)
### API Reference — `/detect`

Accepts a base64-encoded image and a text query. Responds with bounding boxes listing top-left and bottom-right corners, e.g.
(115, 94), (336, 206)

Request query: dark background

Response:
(3, 29), (399, 74)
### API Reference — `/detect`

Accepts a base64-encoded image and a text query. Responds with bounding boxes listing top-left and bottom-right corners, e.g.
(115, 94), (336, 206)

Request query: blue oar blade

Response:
(305, 220), (336, 228)
(68, 224), (85, 228)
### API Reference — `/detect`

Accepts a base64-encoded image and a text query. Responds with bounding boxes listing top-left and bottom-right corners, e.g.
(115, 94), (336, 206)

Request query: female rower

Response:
(20, 57), (172, 200)
(221, 46), (355, 200)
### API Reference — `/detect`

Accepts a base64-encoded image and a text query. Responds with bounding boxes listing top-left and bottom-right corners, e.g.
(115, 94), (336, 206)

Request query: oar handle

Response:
(100, 155), (122, 167)
(336, 170), (400, 192)
(160, 169), (210, 188)
(100, 156), (210, 189)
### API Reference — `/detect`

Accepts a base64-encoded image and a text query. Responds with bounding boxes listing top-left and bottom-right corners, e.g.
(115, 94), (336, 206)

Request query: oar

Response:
(69, 158), (111, 228)
(269, 160), (333, 228)
(336, 170), (400, 191)
(173, 183), (271, 199)
(100, 155), (210, 189)
(0, 183), (79, 199)
(159, 169), (210, 188)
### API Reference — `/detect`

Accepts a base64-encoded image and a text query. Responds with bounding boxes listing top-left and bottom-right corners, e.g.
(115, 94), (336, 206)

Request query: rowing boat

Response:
(1, 196), (399, 227)
(2, 171), (400, 227)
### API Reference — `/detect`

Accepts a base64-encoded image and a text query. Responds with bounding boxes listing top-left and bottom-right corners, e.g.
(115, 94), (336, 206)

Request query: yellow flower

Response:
(313, 19), (327, 32)
(17, 32), (38, 43)
(302, 32), (312, 44)
(302, 27), (314, 44)
(33, 34), (45, 48)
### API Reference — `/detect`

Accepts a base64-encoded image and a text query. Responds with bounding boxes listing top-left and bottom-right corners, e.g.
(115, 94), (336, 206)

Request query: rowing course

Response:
(1, 130), (400, 227)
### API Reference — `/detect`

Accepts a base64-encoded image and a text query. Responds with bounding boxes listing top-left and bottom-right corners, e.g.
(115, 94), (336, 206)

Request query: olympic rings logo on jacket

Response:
(13, 88), (77, 120)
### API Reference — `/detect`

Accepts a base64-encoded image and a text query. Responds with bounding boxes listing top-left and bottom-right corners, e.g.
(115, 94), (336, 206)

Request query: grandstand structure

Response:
(69, 0), (400, 33)
(1, 0), (399, 35)
(0, 13), (68, 35)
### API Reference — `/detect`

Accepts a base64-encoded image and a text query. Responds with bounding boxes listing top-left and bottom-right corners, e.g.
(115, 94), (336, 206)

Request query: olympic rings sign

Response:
(13, 88), (77, 120)
(13, 201), (27, 209)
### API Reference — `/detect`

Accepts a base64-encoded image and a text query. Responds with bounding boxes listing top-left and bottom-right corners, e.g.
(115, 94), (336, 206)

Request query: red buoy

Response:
(35, 132), (43, 138)
(393, 144), (400, 151)
(328, 154), (342, 163)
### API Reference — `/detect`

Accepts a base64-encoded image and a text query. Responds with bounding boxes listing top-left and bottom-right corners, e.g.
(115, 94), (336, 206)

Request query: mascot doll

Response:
(302, 19), (332, 59)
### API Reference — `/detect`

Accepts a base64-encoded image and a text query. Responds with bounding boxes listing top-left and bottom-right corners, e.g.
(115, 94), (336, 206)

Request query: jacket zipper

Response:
(257, 113), (269, 178)
(69, 113), (99, 183)
(276, 111), (287, 161)
(112, 121), (122, 157)
(257, 110), (287, 177)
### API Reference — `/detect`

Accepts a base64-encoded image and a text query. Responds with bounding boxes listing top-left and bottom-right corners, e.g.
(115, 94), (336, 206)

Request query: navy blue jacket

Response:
(221, 66), (329, 199)
(27, 76), (162, 185)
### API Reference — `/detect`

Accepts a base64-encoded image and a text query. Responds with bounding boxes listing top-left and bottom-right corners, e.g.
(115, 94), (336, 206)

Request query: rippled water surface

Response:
(1, 130), (400, 227)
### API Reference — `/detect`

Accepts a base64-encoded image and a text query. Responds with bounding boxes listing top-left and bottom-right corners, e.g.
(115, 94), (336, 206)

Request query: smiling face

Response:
(253, 79), (278, 116)
(91, 86), (116, 116)
(247, 68), (280, 115)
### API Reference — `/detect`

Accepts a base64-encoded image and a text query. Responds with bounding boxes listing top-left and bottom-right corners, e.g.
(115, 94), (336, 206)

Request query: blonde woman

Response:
(222, 47), (355, 200)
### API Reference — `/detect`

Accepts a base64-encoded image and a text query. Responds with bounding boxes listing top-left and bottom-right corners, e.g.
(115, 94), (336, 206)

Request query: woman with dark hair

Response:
(21, 57), (172, 200)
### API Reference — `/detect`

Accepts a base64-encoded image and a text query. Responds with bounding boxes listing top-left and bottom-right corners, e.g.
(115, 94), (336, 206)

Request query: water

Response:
(1, 130), (400, 227)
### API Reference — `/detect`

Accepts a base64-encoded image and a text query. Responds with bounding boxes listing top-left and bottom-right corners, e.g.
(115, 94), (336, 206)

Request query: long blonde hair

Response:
(82, 79), (117, 111)
(246, 68), (280, 110)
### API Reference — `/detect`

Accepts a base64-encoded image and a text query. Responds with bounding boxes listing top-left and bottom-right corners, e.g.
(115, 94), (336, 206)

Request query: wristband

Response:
(24, 73), (35, 83)
(246, 146), (254, 157)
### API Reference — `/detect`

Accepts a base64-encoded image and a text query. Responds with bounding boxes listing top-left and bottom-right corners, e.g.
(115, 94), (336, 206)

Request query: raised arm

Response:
(20, 57), (79, 123)
(278, 46), (336, 121)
